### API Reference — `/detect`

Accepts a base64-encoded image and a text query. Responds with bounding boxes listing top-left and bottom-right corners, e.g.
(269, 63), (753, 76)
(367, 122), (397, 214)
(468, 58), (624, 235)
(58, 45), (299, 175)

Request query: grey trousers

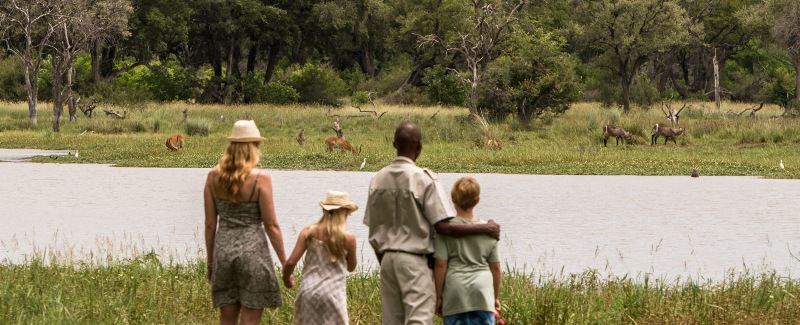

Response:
(380, 251), (435, 325)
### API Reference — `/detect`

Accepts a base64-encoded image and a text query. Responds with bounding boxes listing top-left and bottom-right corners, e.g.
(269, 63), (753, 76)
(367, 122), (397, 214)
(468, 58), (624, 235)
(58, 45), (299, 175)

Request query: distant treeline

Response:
(1, 0), (798, 125)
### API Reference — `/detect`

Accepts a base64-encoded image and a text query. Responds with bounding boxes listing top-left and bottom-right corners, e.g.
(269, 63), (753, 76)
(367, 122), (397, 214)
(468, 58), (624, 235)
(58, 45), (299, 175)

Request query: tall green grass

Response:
(3, 253), (800, 324)
(0, 101), (797, 178)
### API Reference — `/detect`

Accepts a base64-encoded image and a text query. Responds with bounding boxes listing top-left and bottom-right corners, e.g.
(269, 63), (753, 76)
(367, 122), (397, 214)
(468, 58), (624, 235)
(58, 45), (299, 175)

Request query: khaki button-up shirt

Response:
(363, 156), (455, 255)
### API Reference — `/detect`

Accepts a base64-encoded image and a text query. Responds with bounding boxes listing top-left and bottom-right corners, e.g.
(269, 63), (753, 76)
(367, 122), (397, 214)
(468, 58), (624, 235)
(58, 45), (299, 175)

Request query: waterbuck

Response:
(325, 137), (362, 154)
(602, 125), (632, 147)
(651, 123), (685, 145)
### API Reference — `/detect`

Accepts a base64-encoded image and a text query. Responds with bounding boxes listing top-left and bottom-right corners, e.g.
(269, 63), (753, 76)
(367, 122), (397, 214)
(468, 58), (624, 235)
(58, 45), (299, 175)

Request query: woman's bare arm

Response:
(256, 171), (288, 265)
(282, 227), (308, 288)
(203, 171), (218, 282)
(345, 233), (357, 272)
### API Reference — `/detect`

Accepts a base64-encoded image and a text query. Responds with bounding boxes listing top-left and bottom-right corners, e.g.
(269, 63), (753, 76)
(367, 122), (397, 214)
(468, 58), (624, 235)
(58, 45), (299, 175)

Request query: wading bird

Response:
(360, 158), (366, 170)
(780, 160), (784, 170)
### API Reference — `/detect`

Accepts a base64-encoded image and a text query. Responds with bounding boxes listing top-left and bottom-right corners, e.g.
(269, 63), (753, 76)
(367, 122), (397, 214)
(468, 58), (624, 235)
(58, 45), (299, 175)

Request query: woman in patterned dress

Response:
(282, 191), (358, 325)
(204, 120), (291, 325)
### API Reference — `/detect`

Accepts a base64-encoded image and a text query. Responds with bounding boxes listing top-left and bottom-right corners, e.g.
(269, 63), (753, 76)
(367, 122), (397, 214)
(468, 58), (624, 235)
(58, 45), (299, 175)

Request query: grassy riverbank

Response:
(0, 101), (797, 178)
(2, 254), (800, 324)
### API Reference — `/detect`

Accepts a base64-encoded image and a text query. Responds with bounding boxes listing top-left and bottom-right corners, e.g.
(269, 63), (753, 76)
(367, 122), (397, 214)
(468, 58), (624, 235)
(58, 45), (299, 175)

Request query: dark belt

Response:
(382, 249), (427, 257)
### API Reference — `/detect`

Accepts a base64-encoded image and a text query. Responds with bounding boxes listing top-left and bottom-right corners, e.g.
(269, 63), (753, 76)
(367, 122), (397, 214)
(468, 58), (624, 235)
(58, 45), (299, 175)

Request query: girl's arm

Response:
(345, 232), (357, 272)
(434, 259), (448, 317)
(283, 227), (309, 288)
(256, 172), (288, 265)
(203, 171), (218, 283)
(490, 261), (502, 312)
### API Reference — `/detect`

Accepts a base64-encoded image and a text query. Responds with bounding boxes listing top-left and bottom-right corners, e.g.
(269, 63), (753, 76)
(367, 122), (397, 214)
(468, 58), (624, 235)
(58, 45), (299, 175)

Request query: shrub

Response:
(422, 65), (465, 106)
(243, 74), (299, 105)
(0, 57), (27, 101)
(288, 63), (347, 105)
(351, 91), (371, 106)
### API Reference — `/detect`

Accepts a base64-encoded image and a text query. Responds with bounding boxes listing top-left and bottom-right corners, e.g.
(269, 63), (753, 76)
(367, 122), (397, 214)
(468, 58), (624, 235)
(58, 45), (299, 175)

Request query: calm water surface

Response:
(2, 159), (799, 281)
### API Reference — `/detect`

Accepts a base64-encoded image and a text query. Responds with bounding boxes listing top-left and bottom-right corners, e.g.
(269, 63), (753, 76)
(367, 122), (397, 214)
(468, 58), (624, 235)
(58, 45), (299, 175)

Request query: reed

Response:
(3, 253), (800, 324)
(0, 101), (796, 178)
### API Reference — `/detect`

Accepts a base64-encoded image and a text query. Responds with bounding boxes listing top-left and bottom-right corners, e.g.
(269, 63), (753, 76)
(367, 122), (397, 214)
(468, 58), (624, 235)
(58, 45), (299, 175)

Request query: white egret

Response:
(360, 158), (366, 170)
(780, 160), (784, 170)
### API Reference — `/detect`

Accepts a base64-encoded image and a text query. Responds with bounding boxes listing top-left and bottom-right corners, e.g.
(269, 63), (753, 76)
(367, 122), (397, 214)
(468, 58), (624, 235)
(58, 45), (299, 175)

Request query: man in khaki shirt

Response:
(364, 122), (500, 325)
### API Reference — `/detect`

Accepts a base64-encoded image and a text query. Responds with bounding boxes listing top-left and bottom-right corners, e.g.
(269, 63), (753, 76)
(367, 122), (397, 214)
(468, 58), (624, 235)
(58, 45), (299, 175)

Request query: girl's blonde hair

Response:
(451, 176), (480, 210)
(214, 142), (260, 201)
(306, 208), (350, 262)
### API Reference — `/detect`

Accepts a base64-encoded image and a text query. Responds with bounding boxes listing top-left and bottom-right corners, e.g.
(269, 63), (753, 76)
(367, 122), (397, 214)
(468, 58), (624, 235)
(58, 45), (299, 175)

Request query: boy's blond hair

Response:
(451, 177), (480, 210)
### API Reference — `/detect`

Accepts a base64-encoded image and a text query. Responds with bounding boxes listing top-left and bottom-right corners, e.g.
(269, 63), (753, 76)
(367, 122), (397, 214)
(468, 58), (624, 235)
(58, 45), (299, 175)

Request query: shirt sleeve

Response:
(421, 170), (456, 225)
(488, 241), (500, 263)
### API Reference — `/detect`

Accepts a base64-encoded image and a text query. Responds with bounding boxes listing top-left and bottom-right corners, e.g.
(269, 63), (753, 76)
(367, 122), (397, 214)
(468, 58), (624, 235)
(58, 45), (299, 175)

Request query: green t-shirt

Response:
(433, 217), (500, 316)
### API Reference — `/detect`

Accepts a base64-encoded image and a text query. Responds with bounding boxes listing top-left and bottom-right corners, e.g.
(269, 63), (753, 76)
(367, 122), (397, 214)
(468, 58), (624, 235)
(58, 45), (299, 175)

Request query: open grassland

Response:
(2, 254), (800, 324)
(0, 101), (797, 178)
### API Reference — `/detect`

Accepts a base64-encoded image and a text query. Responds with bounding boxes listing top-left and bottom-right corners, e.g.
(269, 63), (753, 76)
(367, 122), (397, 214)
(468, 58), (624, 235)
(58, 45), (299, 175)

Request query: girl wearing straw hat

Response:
(282, 190), (359, 325)
(204, 120), (290, 325)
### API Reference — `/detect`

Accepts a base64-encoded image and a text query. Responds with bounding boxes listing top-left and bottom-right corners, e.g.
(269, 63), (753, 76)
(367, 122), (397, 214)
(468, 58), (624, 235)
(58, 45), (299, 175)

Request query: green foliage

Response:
(0, 57), (27, 101)
(422, 65), (465, 106)
(478, 23), (581, 123)
(89, 81), (151, 111)
(143, 61), (198, 101)
(288, 63), (348, 105)
(243, 74), (299, 105)
(630, 74), (661, 108)
(350, 91), (371, 105)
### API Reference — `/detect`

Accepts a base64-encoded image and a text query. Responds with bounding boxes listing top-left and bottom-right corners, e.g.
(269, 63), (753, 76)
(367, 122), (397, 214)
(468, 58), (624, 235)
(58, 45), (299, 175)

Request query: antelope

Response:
(325, 137), (361, 154)
(602, 125), (632, 147)
(651, 123), (685, 145)
(166, 134), (185, 151)
(296, 128), (306, 147)
(660, 99), (686, 124)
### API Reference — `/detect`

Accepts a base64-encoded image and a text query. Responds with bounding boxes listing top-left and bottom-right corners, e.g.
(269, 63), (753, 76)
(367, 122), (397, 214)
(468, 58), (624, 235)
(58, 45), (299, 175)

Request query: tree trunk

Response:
(52, 56), (64, 132)
(361, 42), (376, 78)
(100, 46), (116, 78)
(246, 43), (258, 75)
(263, 40), (281, 83)
(794, 55), (800, 101)
(90, 42), (101, 83)
(620, 62), (632, 113)
(67, 57), (77, 122)
(22, 59), (37, 124)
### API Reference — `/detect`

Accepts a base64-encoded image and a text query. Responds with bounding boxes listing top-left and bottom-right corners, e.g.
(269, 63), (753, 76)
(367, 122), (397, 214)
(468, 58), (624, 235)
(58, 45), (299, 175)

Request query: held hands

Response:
(283, 274), (295, 288)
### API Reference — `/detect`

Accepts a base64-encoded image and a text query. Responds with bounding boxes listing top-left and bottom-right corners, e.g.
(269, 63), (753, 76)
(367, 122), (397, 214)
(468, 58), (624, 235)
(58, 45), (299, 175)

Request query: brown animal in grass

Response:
(166, 134), (185, 151)
(651, 123), (685, 145)
(325, 137), (361, 154)
(602, 125), (632, 147)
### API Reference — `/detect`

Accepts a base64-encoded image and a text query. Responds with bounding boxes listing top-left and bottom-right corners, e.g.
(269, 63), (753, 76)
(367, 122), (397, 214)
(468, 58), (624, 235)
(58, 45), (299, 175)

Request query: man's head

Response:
(393, 122), (422, 161)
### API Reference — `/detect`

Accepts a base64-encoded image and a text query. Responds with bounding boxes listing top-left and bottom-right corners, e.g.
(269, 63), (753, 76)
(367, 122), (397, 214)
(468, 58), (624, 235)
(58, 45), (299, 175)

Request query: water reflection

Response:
(1, 161), (799, 281)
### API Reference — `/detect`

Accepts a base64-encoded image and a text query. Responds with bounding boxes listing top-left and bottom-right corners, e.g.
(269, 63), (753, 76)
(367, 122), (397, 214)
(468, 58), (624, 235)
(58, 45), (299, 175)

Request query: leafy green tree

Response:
(478, 23), (581, 123)
(738, 0), (800, 102)
(0, 0), (64, 124)
(577, 0), (691, 112)
(418, 0), (527, 114)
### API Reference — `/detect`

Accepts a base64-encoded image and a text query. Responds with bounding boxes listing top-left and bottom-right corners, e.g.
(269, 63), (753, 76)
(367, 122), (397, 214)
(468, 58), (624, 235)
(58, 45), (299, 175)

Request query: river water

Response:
(2, 155), (799, 281)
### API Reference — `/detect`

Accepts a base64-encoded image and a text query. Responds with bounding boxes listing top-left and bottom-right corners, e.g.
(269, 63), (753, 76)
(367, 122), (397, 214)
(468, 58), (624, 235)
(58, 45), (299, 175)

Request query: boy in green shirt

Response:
(434, 176), (501, 325)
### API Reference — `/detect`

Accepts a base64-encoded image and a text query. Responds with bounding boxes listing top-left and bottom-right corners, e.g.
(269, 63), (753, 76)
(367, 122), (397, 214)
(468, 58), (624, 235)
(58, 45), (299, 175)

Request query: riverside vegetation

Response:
(2, 101), (800, 323)
(0, 101), (796, 178)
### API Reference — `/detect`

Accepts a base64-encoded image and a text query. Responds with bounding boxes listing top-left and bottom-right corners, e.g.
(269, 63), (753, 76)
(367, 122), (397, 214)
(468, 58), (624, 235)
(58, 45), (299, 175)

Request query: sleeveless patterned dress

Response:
(211, 173), (282, 309)
(293, 239), (348, 324)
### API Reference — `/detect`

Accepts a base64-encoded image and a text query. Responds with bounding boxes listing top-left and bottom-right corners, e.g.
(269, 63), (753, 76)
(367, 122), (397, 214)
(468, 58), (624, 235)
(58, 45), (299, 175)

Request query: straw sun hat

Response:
(227, 120), (267, 142)
(319, 191), (358, 212)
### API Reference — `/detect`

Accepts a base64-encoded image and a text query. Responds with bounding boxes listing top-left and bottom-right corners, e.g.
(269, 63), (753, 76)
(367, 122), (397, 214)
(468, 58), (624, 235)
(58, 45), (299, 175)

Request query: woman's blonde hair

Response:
(451, 176), (480, 210)
(214, 142), (261, 200)
(306, 208), (351, 262)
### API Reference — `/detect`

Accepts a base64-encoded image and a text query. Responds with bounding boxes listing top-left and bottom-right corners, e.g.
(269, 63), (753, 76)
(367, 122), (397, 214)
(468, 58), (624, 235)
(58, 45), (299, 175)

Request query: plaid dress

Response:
(293, 239), (348, 325)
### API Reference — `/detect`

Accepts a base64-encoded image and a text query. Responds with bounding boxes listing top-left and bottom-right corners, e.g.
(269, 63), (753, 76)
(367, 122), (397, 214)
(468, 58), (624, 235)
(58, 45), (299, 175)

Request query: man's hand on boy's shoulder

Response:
(485, 220), (501, 240)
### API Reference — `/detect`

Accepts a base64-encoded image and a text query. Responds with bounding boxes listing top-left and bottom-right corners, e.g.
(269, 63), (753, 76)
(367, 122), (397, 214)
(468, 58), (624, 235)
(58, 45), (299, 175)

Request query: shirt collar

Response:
(392, 156), (416, 165)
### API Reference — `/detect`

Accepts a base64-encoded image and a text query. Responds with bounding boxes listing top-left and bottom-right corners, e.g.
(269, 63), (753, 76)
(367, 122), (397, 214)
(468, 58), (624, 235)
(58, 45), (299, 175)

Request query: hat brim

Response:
(228, 136), (266, 142)
(319, 201), (358, 212)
